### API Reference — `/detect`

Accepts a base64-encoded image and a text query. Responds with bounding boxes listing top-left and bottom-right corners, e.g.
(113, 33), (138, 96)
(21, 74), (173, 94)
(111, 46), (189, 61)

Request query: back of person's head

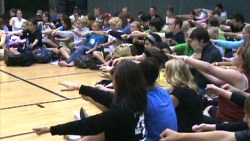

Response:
(141, 14), (151, 22)
(144, 47), (168, 65)
(50, 7), (57, 12)
(78, 16), (88, 26)
(149, 17), (164, 32)
(165, 59), (198, 93)
(208, 16), (220, 27)
(87, 13), (95, 22)
(166, 5), (174, 13)
(181, 20), (191, 35)
(189, 27), (210, 43)
(112, 60), (147, 113)
(74, 9), (81, 16)
(150, 6), (157, 11)
(215, 3), (224, 11)
(146, 32), (162, 44)
(154, 42), (171, 54)
(139, 58), (160, 87)
(237, 45), (250, 73)
(174, 16), (183, 29)
(61, 15), (72, 30)
(211, 9), (221, 17)
(232, 13), (245, 23)
(109, 17), (122, 29)
(207, 26), (219, 39)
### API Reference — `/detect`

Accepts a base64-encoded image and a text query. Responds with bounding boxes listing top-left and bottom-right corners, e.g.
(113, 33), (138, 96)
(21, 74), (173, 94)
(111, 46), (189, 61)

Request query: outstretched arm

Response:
(160, 129), (236, 141)
(166, 54), (248, 90)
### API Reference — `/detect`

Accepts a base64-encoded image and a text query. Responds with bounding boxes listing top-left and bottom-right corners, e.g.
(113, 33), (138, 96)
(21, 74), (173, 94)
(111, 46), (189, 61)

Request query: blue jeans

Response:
(66, 46), (91, 64)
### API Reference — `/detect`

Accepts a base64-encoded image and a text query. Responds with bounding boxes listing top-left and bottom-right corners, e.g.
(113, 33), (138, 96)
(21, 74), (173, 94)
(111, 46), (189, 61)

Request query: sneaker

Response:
(73, 111), (81, 120)
(64, 135), (82, 141)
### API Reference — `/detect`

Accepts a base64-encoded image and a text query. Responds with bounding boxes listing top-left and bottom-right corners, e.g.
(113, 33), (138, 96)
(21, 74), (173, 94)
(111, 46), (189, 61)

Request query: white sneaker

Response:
(64, 135), (82, 141)
(73, 111), (81, 120)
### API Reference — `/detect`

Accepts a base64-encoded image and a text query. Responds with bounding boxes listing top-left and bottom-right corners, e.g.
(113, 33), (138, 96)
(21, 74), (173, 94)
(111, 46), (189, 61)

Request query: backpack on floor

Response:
(5, 52), (35, 67)
(33, 48), (58, 63)
(75, 54), (101, 70)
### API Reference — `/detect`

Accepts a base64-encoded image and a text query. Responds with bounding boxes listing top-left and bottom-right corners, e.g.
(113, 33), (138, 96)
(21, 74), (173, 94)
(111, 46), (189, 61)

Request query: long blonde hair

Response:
(165, 59), (199, 94)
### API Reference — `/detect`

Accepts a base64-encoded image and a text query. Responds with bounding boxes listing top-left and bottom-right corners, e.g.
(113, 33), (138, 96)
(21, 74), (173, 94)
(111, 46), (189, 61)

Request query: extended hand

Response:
(58, 81), (81, 91)
(32, 126), (50, 135)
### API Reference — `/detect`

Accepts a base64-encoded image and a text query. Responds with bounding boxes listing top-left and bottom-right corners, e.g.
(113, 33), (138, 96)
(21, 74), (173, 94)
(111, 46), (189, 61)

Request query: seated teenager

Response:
(160, 95), (250, 141)
(139, 58), (177, 141)
(165, 59), (203, 132)
(59, 21), (105, 67)
(33, 61), (147, 141)
(166, 44), (250, 123)
(8, 18), (42, 56)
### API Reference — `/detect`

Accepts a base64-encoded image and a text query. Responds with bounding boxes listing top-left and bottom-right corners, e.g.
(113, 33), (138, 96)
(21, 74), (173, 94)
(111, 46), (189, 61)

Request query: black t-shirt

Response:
(165, 31), (185, 45)
(170, 86), (203, 132)
(22, 29), (43, 48)
(235, 130), (250, 141)
(194, 42), (222, 89)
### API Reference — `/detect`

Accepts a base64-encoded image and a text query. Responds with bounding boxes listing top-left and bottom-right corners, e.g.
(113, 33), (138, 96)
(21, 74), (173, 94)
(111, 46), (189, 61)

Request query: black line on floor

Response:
(36, 104), (45, 108)
(26, 71), (95, 81)
(0, 69), (69, 100)
(0, 97), (81, 110)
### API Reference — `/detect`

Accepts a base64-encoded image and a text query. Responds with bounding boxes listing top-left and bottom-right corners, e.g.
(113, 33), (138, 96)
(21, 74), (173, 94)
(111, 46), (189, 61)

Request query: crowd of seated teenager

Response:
(0, 3), (249, 141)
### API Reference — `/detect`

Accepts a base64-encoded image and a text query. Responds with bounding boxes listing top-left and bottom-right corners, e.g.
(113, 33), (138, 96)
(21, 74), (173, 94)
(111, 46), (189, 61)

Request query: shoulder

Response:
(171, 86), (197, 96)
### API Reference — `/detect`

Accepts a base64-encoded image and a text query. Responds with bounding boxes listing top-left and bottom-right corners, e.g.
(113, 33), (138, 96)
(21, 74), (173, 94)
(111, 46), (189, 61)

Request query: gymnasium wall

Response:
(87, 0), (250, 22)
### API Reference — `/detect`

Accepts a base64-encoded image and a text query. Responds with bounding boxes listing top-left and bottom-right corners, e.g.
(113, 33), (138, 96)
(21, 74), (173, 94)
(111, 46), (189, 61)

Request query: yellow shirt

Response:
(155, 69), (171, 88)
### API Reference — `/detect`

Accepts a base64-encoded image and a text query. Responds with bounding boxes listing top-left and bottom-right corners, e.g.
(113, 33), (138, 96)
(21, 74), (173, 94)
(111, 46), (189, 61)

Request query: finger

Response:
(221, 84), (229, 90)
(58, 81), (68, 87)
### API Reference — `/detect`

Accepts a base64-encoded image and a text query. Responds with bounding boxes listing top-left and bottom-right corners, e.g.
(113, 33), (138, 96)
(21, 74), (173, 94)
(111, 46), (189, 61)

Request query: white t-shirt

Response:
(105, 30), (122, 54)
(11, 17), (27, 31)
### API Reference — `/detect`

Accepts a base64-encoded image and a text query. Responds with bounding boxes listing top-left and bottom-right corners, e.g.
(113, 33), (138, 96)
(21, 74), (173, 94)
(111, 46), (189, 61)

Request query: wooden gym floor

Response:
(0, 61), (106, 141)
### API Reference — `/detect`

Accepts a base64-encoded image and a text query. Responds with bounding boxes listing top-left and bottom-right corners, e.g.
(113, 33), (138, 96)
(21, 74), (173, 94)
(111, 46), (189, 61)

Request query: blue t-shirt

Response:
(122, 24), (131, 34)
(86, 33), (105, 51)
(145, 87), (178, 141)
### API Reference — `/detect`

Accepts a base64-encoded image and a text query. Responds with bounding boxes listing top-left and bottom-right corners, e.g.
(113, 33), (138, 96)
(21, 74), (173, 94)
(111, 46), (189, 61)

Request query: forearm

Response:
(215, 39), (243, 49)
(179, 131), (236, 141)
(60, 37), (72, 42)
(102, 40), (115, 47)
(56, 31), (74, 38)
(216, 122), (248, 131)
(122, 54), (143, 61)
(200, 71), (225, 86)
(79, 85), (113, 107)
(31, 39), (39, 47)
(223, 32), (242, 40)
